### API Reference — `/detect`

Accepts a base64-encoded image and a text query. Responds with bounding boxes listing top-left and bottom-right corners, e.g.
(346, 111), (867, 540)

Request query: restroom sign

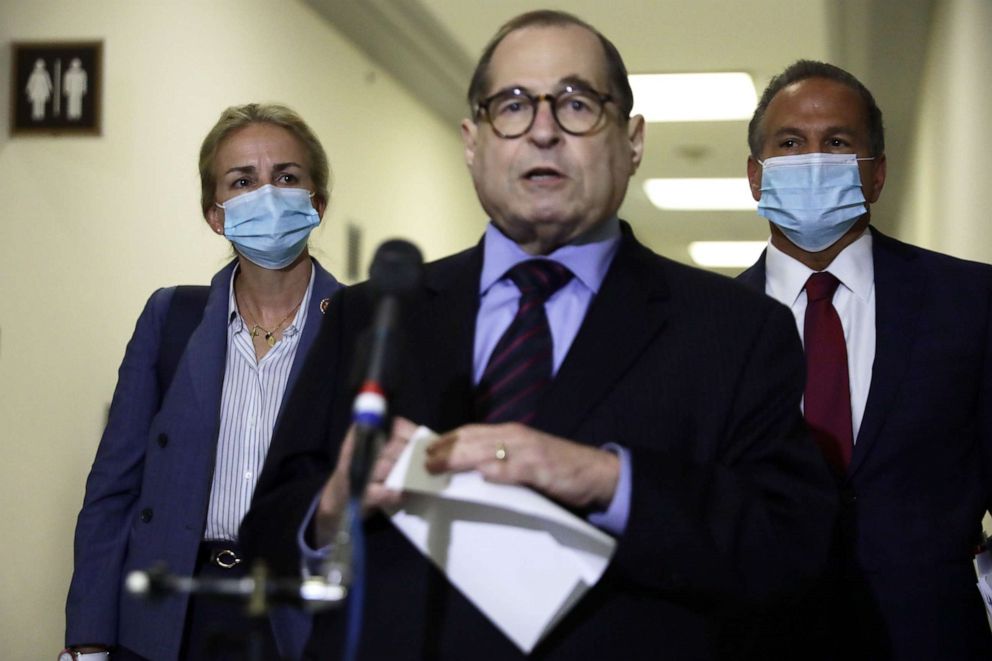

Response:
(11, 41), (102, 135)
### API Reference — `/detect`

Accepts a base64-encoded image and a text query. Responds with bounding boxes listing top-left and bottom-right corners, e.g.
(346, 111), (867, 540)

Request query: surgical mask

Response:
(218, 185), (320, 269)
(757, 153), (873, 252)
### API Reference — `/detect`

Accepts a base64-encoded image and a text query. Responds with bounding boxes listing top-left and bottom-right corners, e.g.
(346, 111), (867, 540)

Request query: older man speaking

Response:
(242, 11), (836, 660)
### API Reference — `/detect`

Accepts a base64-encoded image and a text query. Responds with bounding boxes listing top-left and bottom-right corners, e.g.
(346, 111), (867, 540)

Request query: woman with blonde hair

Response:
(64, 103), (342, 660)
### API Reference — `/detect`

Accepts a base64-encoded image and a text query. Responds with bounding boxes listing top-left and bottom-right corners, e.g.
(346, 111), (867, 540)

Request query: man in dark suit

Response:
(241, 12), (836, 660)
(738, 60), (992, 659)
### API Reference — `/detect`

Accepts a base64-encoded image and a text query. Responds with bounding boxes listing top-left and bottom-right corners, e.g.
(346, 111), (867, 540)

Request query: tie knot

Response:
(506, 260), (573, 302)
(805, 271), (841, 302)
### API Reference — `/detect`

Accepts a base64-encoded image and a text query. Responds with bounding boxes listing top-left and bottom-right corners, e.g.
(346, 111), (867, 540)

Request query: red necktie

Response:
(474, 260), (573, 424)
(803, 272), (853, 472)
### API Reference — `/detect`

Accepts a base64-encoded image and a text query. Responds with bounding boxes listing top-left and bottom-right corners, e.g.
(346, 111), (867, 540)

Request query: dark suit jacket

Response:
(66, 259), (341, 661)
(242, 225), (837, 660)
(738, 228), (992, 660)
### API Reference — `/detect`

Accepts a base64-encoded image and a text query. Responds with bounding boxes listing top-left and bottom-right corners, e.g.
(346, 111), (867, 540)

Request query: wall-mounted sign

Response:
(10, 41), (102, 136)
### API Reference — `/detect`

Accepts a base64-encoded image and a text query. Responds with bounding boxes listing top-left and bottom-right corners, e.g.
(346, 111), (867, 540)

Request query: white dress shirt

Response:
(764, 230), (876, 443)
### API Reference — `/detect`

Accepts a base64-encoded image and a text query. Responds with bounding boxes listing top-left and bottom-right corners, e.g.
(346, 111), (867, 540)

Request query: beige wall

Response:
(0, 1), (481, 657)
(900, 0), (992, 262)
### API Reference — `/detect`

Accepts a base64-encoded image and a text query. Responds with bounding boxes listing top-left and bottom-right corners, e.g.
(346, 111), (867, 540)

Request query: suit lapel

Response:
(176, 264), (233, 435)
(283, 260), (342, 397)
(536, 230), (671, 440)
(849, 229), (924, 475)
(737, 253), (767, 292)
(406, 246), (482, 431)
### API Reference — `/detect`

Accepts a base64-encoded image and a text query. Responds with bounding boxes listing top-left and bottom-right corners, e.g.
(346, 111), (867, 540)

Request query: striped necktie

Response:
(474, 260), (574, 424)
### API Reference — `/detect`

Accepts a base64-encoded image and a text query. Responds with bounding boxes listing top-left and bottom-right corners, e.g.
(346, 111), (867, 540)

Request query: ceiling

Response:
(306, 0), (933, 273)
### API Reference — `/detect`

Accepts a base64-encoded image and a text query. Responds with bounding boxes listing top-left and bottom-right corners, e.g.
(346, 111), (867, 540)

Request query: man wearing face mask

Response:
(739, 60), (992, 659)
(63, 103), (342, 661)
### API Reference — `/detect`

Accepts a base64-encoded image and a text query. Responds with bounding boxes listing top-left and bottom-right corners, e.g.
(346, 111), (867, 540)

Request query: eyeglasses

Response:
(476, 85), (614, 139)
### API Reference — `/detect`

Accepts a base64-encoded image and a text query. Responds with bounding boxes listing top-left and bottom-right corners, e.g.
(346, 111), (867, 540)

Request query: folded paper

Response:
(384, 426), (616, 653)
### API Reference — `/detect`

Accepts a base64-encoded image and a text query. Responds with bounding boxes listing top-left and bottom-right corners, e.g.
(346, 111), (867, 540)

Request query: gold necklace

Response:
(238, 297), (303, 347)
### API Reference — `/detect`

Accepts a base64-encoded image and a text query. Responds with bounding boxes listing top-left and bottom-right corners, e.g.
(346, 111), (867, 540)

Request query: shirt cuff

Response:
(297, 492), (332, 576)
(587, 443), (631, 536)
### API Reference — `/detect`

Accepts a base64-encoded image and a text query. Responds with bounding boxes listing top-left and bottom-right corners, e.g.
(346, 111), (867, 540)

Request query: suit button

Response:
(157, 433), (168, 448)
(841, 488), (857, 506)
(140, 508), (153, 523)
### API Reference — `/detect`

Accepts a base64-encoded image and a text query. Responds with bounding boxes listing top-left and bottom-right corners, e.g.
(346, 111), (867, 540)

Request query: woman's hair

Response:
(198, 103), (331, 214)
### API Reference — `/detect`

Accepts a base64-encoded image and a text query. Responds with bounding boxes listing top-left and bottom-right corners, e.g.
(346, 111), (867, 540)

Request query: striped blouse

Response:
(203, 264), (314, 541)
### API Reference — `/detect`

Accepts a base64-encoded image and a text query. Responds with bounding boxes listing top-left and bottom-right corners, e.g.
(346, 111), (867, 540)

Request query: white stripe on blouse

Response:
(203, 264), (315, 541)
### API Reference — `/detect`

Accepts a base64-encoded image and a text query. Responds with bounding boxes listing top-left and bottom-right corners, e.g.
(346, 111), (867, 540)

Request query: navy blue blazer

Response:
(66, 259), (341, 660)
(242, 225), (838, 660)
(738, 228), (992, 659)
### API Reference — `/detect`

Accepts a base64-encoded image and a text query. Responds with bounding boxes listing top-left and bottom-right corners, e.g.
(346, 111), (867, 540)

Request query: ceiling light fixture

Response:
(688, 241), (767, 268)
(629, 73), (757, 122)
(643, 178), (757, 211)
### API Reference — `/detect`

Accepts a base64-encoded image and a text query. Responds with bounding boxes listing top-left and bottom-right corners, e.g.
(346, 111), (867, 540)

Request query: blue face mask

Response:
(218, 185), (320, 269)
(757, 153), (873, 252)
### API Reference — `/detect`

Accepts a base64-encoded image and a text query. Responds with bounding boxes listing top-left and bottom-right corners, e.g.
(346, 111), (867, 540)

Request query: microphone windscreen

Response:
(369, 239), (424, 297)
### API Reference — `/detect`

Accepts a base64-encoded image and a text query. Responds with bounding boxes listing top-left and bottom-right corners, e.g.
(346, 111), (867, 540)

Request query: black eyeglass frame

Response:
(475, 85), (615, 139)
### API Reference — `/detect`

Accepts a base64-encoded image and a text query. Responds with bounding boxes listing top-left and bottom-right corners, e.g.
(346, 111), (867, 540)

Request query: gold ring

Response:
(495, 444), (508, 462)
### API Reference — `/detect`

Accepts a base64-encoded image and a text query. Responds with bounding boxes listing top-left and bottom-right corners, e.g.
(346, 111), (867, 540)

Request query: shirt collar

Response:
(766, 229), (874, 305)
(227, 266), (242, 329)
(479, 217), (621, 295)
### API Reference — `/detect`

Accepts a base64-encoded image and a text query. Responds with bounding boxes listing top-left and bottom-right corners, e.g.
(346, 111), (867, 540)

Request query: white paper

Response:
(384, 426), (616, 653)
(978, 575), (992, 619)
(976, 549), (992, 622)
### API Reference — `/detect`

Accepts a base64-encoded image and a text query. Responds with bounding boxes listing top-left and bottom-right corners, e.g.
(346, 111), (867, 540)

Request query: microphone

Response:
(348, 239), (424, 498)
(315, 240), (423, 639)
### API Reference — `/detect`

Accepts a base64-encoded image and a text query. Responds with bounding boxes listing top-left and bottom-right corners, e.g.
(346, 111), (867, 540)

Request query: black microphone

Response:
(348, 239), (424, 498)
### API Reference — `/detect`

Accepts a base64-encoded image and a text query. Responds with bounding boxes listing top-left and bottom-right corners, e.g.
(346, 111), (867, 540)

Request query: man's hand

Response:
(424, 423), (619, 510)
(314, 416), (417, 547)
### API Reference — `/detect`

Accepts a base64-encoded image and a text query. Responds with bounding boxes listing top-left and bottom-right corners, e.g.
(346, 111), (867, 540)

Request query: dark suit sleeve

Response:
(981, 280), (992, 517)
(612, 302), (837, 608)
(65, 288), (173, 647)
(241, 288), (356, 577)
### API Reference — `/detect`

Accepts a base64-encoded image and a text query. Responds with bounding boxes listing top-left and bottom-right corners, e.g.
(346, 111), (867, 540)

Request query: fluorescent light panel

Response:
(689, 241), (767, 268)
(629, 73), (757, 122)
(643, 178), (756, 211)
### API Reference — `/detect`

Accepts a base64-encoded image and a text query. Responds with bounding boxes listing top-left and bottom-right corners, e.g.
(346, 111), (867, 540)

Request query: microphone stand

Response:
(127, 562), (349, 609)
(126, 561), (347, 661)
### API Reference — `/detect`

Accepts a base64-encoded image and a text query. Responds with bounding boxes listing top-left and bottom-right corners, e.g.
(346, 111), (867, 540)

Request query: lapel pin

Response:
(320, 298), (330, 314)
